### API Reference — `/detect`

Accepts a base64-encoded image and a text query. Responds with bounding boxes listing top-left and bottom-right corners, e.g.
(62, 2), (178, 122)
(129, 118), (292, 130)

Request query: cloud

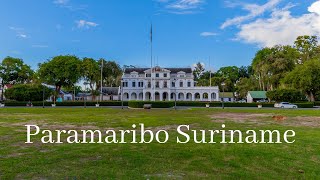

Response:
(156, 0), (205, 14)
(9, 26), (28, 39)
(236, 1), (320, 47)
(221, 0), (281, 29)
(53, 0), (87, 11)
(200, 32), (218, 37)
(17, 34), (27, 38)
(76, 20), (98, 29)
(53, 0), (68, 5)
(32, 45), (49, 48)
(308, 1), (320, 15)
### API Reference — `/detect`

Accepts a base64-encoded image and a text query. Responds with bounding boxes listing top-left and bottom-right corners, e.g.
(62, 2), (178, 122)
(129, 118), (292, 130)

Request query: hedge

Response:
(314, 102), (320, 106)
(2, 101), (314, 108)
(176, 101), (275, 107)
(128, 101), (314, 108)
(3, 101), (128, 107)
(128, 101), (174, 108)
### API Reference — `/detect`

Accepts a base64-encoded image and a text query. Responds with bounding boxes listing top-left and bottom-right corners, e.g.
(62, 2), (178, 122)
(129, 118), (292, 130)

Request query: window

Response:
(138, 82), (144, 87)
(148, 82), (151, 88)
(132, 82), (136, 87)
(122, 82), (128, 87)
(156, 73), (159, 77)
(164, 81), (167, 88)
(171, 81), (175, 87)
(164, 73), (167, 77)
(180, 81), (183, 87)
(146, 74), (151, 77)
(156, 81), (159, 88)
(187, 82), (191, 87)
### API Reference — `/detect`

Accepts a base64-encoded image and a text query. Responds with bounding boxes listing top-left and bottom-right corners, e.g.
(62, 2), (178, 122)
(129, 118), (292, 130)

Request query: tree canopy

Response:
(283, 59), (320, 101)
(38, 55), (82, 92)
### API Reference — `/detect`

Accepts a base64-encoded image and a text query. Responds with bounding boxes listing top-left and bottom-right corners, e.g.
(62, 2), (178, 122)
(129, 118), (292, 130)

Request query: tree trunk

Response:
(308, 92), (315, 102)
(258, 74), (262, 90)
(1, 80), (4, 101)
(55, 85), (61, 102)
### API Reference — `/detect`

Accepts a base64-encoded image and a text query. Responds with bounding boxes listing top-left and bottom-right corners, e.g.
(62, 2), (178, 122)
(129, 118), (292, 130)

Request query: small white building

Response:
(219, 92), (235, 102)
(121, 66), (219, 101)
(246, 91), (267, 103)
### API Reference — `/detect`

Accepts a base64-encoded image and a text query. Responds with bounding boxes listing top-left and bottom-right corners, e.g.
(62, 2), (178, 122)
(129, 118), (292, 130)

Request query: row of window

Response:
(146, 73), (168, 78)
(123, 81), (192, 88)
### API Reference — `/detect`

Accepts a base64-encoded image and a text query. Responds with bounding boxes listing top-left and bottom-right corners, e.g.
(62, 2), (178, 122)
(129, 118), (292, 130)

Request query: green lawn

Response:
(0, 108), (319, 179)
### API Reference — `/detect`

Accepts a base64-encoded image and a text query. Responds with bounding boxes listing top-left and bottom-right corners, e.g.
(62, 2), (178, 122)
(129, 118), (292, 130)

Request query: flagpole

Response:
(100, 59), (103, 102)
(150, 23), (154, 101)
(209, 56), (212, 102)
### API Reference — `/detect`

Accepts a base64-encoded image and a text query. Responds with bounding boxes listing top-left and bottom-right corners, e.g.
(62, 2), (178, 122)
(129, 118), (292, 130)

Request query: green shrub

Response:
(128, 101), (174, 108)
(3, 101), (128, 107)
(295, 103), (314, 108)
(4, 84), (53, 101)
(266, 89), (306, 102)
(2, 101), (314, 108)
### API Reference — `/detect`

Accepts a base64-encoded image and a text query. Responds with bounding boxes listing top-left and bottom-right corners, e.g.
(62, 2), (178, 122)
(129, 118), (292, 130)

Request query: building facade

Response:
(121, 66), (219, 101)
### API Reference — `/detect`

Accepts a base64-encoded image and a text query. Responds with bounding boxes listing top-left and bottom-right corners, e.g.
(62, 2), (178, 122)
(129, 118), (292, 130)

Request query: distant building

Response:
(76, 87), (120, 101)
(246, 91), (267, 103)
(0, 84), (14, 101)
(102, 87), (120, 101)
(42, 84), (73, 102)
(219, 92), (235, 102)
(121, 66), (219, 101)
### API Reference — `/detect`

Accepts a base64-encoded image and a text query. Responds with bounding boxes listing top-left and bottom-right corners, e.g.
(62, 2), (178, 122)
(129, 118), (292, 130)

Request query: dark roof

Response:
(102, 87), (119, 95)
(124, 68), (148, 73)
(124, 67), (192, 74)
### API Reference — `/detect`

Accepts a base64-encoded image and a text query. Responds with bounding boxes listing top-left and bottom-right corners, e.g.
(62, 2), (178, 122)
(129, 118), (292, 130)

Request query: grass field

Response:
(0, 107), (319, 179)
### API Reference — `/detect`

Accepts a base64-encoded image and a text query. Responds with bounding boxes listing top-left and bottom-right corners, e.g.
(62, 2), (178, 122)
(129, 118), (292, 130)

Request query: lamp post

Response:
(42, 84), (45, 108)
(174, 78), (177, 110)
(221, 82), (225, 109)
(83, 82), (89, 108)
(121, 78), (124, 109)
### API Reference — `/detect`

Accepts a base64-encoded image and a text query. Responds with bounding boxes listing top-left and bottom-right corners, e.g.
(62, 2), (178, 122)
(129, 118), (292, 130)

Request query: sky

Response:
(1, 0), (320, 71)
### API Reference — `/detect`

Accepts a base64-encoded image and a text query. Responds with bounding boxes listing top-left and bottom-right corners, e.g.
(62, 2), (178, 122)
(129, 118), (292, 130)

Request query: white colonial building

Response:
(121, 66), (219, 101)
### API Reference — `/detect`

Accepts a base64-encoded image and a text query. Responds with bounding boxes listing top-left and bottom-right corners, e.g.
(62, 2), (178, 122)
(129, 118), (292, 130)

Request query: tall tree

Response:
(193, 62), (205, 81)
(235, 77), (259, 99)
(38, 55), (82, 96)
(82, 58), (99, 90)
(99, 59), (122, 87)
(251, 45), (298, 91)
(283, 59), (320, 102)
(216, 66), (240, 84)
(0, 56), (34, 100)
(268, 45), (298, 89)
(252, 47), (273, 91)
(294, 35), (320, 63)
